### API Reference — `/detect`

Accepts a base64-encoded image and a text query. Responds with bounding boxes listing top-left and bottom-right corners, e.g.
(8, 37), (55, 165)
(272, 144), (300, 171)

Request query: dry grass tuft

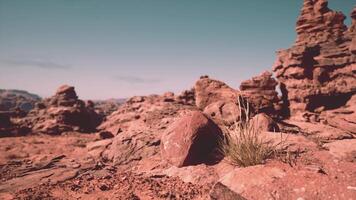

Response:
(219, 96), (285, 167)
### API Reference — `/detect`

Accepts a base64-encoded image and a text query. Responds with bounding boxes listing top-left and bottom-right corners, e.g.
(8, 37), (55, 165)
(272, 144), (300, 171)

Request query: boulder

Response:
(161, 111), (223, 167)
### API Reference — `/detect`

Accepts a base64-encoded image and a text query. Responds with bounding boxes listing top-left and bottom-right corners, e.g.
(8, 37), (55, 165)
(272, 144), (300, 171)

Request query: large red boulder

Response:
(161, 111), (223, 167)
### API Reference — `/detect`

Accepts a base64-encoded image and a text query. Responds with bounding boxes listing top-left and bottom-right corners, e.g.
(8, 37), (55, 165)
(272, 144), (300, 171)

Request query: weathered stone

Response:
(240, 71), (279, 115)
(210, 182), (246, 200)
(161, 111), (223, 167)
(195, 76), (240, 110)
(273, 1), (356, 116)
(250, 113), (279, 132)
(323, 139), (356, 161)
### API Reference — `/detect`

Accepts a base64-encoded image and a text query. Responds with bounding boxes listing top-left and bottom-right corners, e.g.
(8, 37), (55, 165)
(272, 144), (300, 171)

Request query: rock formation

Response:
(98, 94), (197, 168)
(273, 0), (356, 116)
(0, 89), (41, 113)
(240, 71), (279, 115)
(195, 76), (247, 126)
(195, 76), (240, 110)
(0, 112), (31, 137)
(20, 85), (102, 135)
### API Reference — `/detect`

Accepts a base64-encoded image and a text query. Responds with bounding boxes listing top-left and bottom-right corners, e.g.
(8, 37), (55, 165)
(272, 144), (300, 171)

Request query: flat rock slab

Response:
(288, 121), (353, 140)
(219, 165), (286, 197)
(324, 139), (356, 161)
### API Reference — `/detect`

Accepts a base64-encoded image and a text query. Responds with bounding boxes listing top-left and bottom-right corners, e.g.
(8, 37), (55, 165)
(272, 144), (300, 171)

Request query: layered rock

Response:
(161, 111), (223, 167)
(295, 0), (347, 45)
(240, 71), (279, 115)
(273, 0), (356, 116)
(0, 89), (41, 113)
(20, 85), (102, 135)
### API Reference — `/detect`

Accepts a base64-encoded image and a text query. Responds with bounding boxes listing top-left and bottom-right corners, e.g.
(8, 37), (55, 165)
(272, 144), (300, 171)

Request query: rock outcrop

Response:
(0, 89), (41, 113)
(98, 94), (197, 169)
(0, 112), (30, 137)
(240, 71), (279, 115)
(273, 0), (356, 116)
(20, 85), (102, 135)
(195, 76), (240, 110)
(161, 111), (223, 167)
(195, 76), (246, 126)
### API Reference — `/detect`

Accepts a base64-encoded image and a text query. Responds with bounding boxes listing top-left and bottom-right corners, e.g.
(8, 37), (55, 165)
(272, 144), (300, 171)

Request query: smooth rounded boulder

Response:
(161, 111), (223, 167)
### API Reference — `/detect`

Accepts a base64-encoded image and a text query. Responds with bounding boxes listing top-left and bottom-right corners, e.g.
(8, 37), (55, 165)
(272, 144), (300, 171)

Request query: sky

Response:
(0, 0), (354, 100)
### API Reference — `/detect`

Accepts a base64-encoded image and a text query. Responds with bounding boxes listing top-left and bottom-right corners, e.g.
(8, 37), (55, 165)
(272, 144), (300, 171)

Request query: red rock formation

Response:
(195, 76), (240, 110)
(195, 76), (247, 126)
(240, 71), (279, 115)
(98, 93), (197, 168)
(161, 111), (223, 167)
(21, 85), (102, 134)
(295, 0), (347, 45)
(273, 0), (356, 116)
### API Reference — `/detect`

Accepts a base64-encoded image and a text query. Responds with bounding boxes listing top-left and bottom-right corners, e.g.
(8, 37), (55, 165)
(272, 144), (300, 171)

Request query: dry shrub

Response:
(219, 96), (286, 167)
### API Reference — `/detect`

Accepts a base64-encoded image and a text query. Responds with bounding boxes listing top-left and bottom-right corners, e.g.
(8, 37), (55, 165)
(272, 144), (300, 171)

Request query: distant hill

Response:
(0, 89), (41, 112)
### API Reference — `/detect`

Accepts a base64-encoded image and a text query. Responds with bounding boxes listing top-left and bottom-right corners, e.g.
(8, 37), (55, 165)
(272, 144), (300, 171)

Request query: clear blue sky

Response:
(0, 0), (354, 99)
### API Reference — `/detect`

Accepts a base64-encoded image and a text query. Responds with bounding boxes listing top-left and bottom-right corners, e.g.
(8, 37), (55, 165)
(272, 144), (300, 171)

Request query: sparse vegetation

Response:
(219, 96), (285, 167)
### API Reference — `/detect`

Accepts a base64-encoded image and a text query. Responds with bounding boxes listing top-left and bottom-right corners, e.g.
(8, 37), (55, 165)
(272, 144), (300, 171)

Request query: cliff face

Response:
(273, 0), (356, 116)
